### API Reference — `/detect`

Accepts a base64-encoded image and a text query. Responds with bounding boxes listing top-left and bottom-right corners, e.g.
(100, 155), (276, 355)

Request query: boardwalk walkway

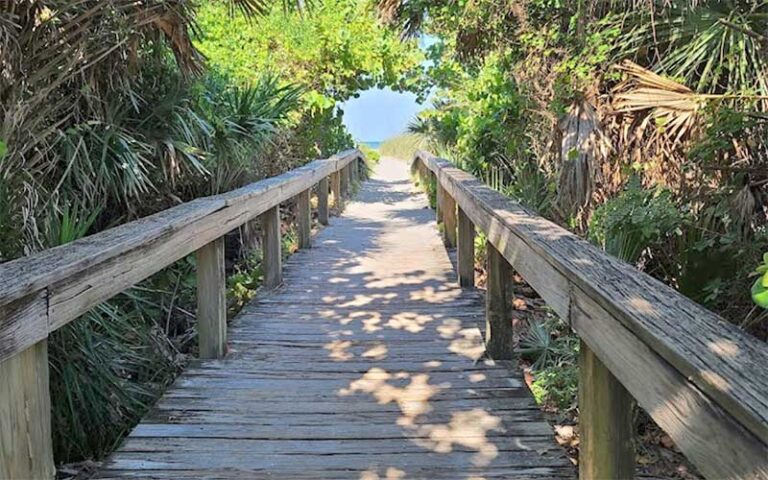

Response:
(96, 158), (574, 479)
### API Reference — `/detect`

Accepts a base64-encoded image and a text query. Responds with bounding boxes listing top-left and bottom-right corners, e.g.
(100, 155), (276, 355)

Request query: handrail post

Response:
(196, 237), (226, 359)
(579, 340), (634, 479)
(457, 207), (475, 288)
(331, 171), (343, 212)
(0, 337), (55, 479)
(296, 189), (311, 249)
(485, 242), (514, 359)
(358, 157), (367, 180)
(350, 159), (359, 185)
(260, 205), (282, 289)
(317, 177), (329, 226)
(340, 165), (350, 199)
(440, 189), (457, 248)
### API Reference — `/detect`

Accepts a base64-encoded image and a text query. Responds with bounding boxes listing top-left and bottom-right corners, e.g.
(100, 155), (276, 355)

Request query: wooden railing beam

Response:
(296, 189), (311, 249)
(0, 149), (363, 480)
(416, 151), (768, 480)
(260, 205), (282, 289)
(318, 177), (329, 226)
(457, 207), (475, 288)
(196, 238), (227, 359)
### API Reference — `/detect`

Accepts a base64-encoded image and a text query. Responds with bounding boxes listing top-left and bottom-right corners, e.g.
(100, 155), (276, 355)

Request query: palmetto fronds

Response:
(613, 60), (704, 148)
(0, 0), (312, 464)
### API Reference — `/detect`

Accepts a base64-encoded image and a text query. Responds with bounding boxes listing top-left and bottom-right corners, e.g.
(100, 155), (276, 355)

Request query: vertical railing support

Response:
(441, 189), (457, 248)
(260, 205), (282, 289)
(296, 189), (311, 249)
(485, 242), (514, 359)
(0, 336), (55, 479)
(331, 171), (343, 213)
(340, 165), (349, 198)
(350, 158), (359, 185)
(317, 177), (329, 226)
(196, 237), (226, 359)
(435, 177), (443, 222)
(579, 340), (634, 480)
(358, 157), (367, 180)
(457, 207), (475, 288)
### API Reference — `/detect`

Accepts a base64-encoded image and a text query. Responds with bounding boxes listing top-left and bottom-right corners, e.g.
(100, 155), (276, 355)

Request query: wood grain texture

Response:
(441, 188), (457, 248)
(340, 164), (350, 198)
(95, 157), (572, 480)
(573, 294), (768, 480)
(317, 177), (329, 226)
(296, 189), (312, 249)
(416, 151), (768, 478)
(485, 242), (514, 360)
(0, 340), (55, 480)
(457, 207), (475, 288)
(331, 170), (343, 212)
(259, 205), (282, 289)
(579, 340), (634, 480)
(196, 238), (226, 359)
(0, 150), (363, 363)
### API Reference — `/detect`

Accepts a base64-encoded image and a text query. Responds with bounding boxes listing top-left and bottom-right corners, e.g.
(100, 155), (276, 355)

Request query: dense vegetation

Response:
(0, 0), (421, 464)
(385, 1), (767, 475)
(3, 0), (766, 473)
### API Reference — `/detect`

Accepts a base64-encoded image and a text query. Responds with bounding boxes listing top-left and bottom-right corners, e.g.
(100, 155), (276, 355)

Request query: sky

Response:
(340, 35), (437, 143)
(340, 88), (425, 143)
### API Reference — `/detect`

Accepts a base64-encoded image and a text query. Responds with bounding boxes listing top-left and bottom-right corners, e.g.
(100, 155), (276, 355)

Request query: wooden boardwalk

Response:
(96, 158), (574, 479)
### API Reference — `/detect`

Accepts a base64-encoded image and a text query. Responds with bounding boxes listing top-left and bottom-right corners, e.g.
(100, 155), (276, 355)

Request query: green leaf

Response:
(752, 275), (768, 309)
(0, 139), (6, 160)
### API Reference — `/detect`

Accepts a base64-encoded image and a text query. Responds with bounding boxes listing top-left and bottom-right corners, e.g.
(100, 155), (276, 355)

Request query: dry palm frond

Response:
(612, 60), (703, 146)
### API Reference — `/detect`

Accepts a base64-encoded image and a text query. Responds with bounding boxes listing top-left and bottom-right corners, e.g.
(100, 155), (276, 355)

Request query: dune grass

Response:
(378, 134), (428, 161)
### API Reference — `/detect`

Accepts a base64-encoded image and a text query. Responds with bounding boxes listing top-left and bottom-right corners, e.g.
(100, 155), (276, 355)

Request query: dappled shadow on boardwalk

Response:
(95, 158), (574, 480)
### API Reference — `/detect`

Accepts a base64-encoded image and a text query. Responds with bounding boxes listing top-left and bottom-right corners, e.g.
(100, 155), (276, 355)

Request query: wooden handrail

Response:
(414, 150), (768, 480)
(0, 148), (365, 479)
(0, 149), (363, 363)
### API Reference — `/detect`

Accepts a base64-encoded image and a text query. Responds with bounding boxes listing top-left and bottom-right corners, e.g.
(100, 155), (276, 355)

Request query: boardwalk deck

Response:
(96, 158), (574, 479)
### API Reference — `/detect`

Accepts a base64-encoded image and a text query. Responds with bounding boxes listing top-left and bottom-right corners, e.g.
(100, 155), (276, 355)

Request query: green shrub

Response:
(530, 363), (579, 411)
(520, 316), (579, 410)
(589, 178), (683, 263)
(358, 143), (381, 164)
(753, 253), (768, 309)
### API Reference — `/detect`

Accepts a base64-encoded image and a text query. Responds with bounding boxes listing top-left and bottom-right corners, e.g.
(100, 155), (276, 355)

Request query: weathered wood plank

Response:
(96, 157), (572, 479)
(573, 293), (768, 480)
(296, 188), (312, 249)
(340, 164), (350, 198)
(0, 150), (362, 363)
(579, 340), (634, 480)
(485, 241), (514, 360)
(95, 468), (576, 480)
(417, 151), (768, 460)
(457, 207), (475, 288)
(331, 170), (343, 212)
(196, 238), (226, 359)
(0, 340), (55, 480)
(259, 205), (282, 289)
(441, 190), (457, 248)
(317, 177), (329, 225)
